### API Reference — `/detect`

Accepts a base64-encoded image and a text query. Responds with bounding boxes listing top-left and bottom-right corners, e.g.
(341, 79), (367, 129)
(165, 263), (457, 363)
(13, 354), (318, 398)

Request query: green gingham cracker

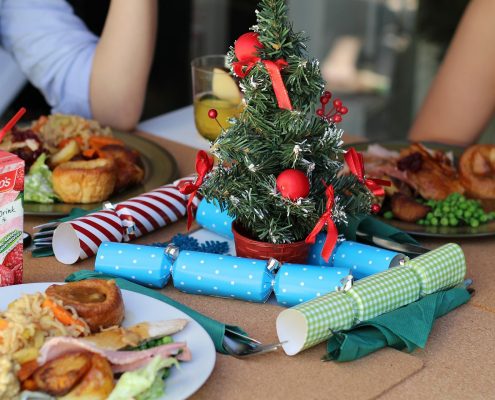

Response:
(295, 291), (355, 351)
(346, 267), (421, 322)
(407, 243), (466, 296)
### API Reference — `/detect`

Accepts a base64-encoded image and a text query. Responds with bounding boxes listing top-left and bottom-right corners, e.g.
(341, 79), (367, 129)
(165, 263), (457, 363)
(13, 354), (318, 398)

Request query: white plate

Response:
(0, 283), (216, 400)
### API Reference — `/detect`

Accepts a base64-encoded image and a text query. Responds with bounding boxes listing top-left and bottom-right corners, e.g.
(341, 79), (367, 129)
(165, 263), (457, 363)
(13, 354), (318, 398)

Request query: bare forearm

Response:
(409, 0), (495, 146)
(90, 0), (158, 130)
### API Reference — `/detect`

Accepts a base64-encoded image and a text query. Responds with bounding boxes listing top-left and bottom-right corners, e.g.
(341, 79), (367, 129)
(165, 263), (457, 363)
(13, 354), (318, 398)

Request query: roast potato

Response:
(33, 352), (92, 396)
(59, 354), (115, 400)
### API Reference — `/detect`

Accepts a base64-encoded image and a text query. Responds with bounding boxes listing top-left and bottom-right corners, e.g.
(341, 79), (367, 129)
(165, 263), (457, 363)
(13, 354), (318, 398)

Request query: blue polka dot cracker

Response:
(273, 263), (350, 307)
(307, 233), (405, 279)
(95, 242), (172, 288)
(195, 198), (234, 239)
(172, 251), (274, 302)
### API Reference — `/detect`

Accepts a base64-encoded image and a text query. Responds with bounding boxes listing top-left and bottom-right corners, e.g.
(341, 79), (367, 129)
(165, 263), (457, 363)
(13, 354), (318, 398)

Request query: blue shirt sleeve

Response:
(0, 0), (98, 118)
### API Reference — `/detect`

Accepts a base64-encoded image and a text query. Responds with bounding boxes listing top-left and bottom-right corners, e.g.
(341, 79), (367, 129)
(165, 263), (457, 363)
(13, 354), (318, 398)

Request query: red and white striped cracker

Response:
(52, 176), (200, 265)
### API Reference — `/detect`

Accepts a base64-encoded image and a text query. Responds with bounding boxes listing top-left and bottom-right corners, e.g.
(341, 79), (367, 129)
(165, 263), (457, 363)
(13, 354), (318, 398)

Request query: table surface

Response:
(20, 117), (495, 400)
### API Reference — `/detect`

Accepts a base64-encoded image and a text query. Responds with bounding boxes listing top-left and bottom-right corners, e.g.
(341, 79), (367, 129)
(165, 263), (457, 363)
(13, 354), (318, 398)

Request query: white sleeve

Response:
(0, 0), (98, 118)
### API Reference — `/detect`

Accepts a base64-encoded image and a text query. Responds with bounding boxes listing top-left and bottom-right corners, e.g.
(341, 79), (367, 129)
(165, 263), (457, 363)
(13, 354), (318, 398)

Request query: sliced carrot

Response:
(42, 298), (85, 328)
(88, 135), (124, 148)
(18, 360), (40, 382)
(0, 319), (8, 330)
(82, 148), (97, 158)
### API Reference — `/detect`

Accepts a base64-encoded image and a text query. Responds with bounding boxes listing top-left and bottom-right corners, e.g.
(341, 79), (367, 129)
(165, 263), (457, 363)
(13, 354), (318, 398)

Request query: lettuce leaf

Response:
(107, 356), (179, 400)
(24, 154), (58, 203)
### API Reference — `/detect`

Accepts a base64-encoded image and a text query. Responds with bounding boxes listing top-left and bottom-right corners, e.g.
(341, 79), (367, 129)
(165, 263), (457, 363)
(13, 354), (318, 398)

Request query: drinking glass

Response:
(191, 55), (243, 141)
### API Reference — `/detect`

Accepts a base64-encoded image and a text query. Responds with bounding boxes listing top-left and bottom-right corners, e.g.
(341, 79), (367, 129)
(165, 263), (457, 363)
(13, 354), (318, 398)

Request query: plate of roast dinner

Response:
(0, 280), (216, 400)
(0, 114), (177, 216)
(349, 141), (495, 238)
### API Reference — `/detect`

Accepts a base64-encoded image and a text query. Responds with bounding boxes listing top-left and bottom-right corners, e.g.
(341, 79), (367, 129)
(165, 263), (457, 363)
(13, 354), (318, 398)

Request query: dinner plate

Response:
(0, 283), (216, 400)
(350, 140), (495, 238)
(24, 131), (178, 216)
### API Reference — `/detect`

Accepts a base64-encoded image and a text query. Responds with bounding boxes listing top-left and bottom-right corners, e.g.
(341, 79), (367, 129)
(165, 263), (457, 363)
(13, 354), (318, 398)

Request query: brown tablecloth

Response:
(21, 131), (495, 399)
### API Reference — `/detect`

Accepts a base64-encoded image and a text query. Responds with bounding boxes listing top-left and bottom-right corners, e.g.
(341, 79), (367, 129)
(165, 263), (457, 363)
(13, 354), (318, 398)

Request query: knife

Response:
(355, 231), (430, 256)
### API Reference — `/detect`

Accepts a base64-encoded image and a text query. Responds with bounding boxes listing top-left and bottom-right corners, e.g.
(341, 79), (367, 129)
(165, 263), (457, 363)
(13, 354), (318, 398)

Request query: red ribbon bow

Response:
(344, 148), (391, 197)
(305, 185), (338, 262)
(179, 150), (214, 229)
(232, 33), (292, 111)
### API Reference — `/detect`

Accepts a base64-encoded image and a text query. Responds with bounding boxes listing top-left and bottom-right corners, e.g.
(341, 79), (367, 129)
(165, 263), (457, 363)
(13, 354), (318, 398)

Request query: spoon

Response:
(223, 334), (285, 358)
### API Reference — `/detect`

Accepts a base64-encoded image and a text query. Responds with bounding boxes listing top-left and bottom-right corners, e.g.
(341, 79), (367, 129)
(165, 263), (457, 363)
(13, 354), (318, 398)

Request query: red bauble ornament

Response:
(371, 203), (381, 214)
(276, 169), (310, 201)
(208, 109), (218, 119)
(235, 32), (262, 61)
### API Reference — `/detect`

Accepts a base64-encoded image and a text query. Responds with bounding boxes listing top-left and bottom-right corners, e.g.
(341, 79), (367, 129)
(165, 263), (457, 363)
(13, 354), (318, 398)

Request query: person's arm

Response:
(90, 0), (158, 131)
(409, 0), (495, 146)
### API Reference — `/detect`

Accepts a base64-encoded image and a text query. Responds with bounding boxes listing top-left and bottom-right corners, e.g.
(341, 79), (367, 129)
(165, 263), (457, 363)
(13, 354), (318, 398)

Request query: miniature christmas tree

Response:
(192, 0), (376, 259)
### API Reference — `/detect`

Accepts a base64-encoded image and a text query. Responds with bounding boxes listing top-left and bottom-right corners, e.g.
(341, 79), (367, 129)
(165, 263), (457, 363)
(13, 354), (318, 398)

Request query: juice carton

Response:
(0, 151), (24, 286)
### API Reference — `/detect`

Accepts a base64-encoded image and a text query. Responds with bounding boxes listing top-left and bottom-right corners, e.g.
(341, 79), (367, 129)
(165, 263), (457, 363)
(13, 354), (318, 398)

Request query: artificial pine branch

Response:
(201, 0), (372, 243)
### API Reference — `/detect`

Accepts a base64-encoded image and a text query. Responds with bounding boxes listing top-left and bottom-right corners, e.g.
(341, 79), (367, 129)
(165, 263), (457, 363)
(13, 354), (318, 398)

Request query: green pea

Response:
(440, 217), (449, 227)
(431, 217), (439, 226)
(426, 212), (434, 221)
(480, 214), (488, 223)
(470, 219), (480, 228)
(383, 211), (394, 220)
(434, 209), (443, 217)
(449, 217), (458, 226)
(464, 211), (473, 219)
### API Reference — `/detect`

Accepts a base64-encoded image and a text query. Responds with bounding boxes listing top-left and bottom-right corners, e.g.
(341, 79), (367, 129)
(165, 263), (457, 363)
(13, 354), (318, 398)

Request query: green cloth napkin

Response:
(343, 214), (419, 245)
(325, 287), (471, 362)
(65, 270), (247, 355)
(32, 208), (94, 258)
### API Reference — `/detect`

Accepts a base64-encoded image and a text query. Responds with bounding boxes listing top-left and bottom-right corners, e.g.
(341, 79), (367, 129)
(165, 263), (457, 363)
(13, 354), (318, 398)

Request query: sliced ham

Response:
(38, 336), (190, 372)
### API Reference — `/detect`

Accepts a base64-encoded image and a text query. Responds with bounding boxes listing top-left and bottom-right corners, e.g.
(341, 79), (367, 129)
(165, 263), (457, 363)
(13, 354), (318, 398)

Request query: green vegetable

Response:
(128, 336), (174, 351)
(24, 154), (58, 203)
(108, 356), (179, 400)
(383, 211), (394, 220)
(419, 193), (492, 228)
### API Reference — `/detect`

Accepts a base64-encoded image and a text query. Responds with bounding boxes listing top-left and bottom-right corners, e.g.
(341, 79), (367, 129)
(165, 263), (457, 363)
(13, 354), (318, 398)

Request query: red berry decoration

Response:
(333, 99), (342, 108)
(276, 169), (310, 201)
(333, 114), (343, 123)
(323, 91), (332, 99)
(338, 106), (348, 115)
(316, 109), (324, 117)
(208, 109), (218, 119)
(371, 203), (381, 214)
(320, 95), (330, 105)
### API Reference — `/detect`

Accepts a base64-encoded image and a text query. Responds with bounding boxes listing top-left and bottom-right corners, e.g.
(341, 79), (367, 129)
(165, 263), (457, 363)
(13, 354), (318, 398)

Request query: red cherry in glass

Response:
(333, 114), (343, 123)
(338, 106), (348, 115)
(208, 109), (218, 119)
(324, 91), (332, 99)
(276, 169), (310, 201)
(320, 95), (330, 105)
(333, 99), (342, 108)
(316, 108), (324, 117)
(371, 203), (381, 214)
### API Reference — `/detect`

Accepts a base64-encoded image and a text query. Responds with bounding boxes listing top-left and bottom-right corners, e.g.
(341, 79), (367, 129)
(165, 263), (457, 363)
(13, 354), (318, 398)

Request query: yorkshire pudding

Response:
(459, 144), (495, 199)
(52, 158), (116, 203)
(46, 280), (124, 333)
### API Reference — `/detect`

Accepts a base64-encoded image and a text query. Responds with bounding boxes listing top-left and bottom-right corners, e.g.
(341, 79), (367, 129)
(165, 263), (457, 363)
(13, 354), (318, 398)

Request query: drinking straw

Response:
(0, 107), (26, 143)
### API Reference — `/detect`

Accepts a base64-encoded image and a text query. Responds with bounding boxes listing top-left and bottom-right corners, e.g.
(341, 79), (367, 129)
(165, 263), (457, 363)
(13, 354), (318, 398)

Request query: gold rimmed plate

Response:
(24, 131), (178, 216)
(349, 140), (495, 238)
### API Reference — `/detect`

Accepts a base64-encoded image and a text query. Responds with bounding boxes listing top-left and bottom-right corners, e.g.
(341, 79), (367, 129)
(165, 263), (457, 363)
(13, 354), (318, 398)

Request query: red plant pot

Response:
(232, 223), (309, 264)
